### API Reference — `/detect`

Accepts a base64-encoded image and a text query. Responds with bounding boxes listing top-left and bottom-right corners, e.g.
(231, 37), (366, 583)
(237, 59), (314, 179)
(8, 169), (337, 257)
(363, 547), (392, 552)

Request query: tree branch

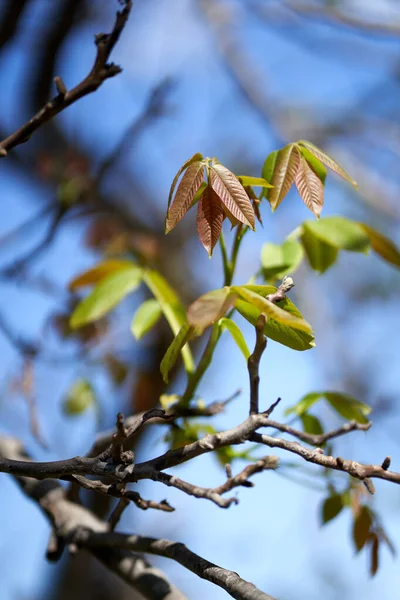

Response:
(0, 1), (132, 155)
(75, 529), (277, 600)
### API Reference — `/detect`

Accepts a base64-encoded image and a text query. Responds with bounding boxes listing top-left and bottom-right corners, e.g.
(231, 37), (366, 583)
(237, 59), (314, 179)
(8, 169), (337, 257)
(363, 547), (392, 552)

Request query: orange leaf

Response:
(197, 185), (225, 256)
(210, 163), (255, 229)
(295, 155), (325, 217)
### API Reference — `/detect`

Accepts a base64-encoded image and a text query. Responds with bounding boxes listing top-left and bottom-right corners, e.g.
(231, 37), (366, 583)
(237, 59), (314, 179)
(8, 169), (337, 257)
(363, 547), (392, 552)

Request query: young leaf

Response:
(160, 323), (195, 383)
(298, 146), (327, 184)
(166, 160), (205, 233)
(361, 224), (400, 268)
(187, 287), (236, 329)
(233, 286), (315, 351)
(143, 269), (194, 374)
(63, 379), (95, 415)
(261, 239), (304, 280)
(130, 298), (162, 340)
(232, 286), (312, 334)
(197, 185), (225, 256)
(209, 163), (255, 229)
(301, 413), (324, 436)
(303, 217), (370, 252)
(321, 494), (344, 525)
(324, 392), (371, 424)
(295, 154), (325, 218)
(167, 152), (204, 210)
(285, 392), (323, 416)
(369, 533), (380, 576)
(301, 226), (339, 274)
(261, 150), (278, 200)
(298, 140), (358, 188)
(70, 266), (143, 329)
(218, 317), (250, 359)
(353, 506), (373, 552)
(237, 176), (273, 188)
(69, 259), (134, 291)
(269, 144), (300, 212)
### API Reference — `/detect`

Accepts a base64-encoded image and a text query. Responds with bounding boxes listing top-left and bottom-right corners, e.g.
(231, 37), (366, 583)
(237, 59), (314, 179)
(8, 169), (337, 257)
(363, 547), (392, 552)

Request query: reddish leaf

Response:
(269, 144), (301, 211)
(353, 505), (372, 552)
(210, 163), (255, 229)
(368, 532), (379, 576)
(167, 152), (204, 210)
(166, 161), (205, 233)
(361, 224), (400, 268)
(187, 287), (236, 329)
(197, 185), (225, 256)
(295, 154), (325, 218)
(298, 140), (358, 188)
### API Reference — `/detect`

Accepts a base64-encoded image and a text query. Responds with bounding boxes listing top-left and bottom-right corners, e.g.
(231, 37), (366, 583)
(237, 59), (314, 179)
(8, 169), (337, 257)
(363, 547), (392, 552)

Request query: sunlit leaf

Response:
(232, 286), (312, 334)
(166, 160), (205, 232)
(301, 225), (339, 274)
(69, 259), (134, 291)
(187, 287), (236, 329)
(353, 506), (372, 552)
(324, 392), (371, 424)
(130, 298), (162, 340)
(298, 146), (327, 184)
(295, 154), (325, 218)
(298, 140), (358, 188)
(63, 379), (95, 415)
(261, 150), (278, 200)
(143, 269), (194, 374)
(269, 144), (300, 212)
(167, 152), (204, 211)
(261, 239), (304, 280)
(361, 224), (400, 268)
(237, 176), (273, 188)
(285, 392), (323, 416)
(322, 494), (344, 524)
(218, 317), (250, 360)
(303, 217), (370, 252)
(70, 266), (143, 328)
(197, 184), (225, 256)
(160, 323), (194, 383)
(210, 163), (255, 229)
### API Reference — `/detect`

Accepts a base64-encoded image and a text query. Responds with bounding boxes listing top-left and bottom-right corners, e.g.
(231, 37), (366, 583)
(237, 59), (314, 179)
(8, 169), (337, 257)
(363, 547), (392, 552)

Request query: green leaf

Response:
(69, 259), (134, 291)
(237, 176), (273, 188)
(232, 286), (312, 334)
(261, 239), (304, 281)
(361, 224), (400, 268)
(324, 392), (371, 424)
(160, 323), (194, 383)
(303, 217), (370, 252)
(301, 413), (324, 436)
(63, 379), (95, 415)
(218, 317), (250, 360)
(234, 286), (315, 351)
(269, 144), (301, 212)
(301, 226), (339, 274)
(321, 494), (344, 524)
(353, 506), (373, 552)
(298, 146), (327, 184)
(298, 140), (358, 188)
(143, 269), (194, 375)
(187, 287), (236, 329)
(131, 299), (162, 340)
(285, 392), (323, 416)
(261, 150), (278, 200)
(70, 266), (143, 328)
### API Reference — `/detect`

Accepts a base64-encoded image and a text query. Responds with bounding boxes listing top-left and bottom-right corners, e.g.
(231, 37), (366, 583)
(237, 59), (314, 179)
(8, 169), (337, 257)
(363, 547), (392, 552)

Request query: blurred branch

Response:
(0, 0), (132, 155)
(0, 0), (29, 50)
(76, 529), (277, 600)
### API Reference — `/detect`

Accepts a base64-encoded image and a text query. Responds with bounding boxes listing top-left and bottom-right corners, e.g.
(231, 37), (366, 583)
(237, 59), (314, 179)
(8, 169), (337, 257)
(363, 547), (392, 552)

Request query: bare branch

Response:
(0, 1), (133, 155)
(264, 418), (371, 446)
(75, 529), (277, 600)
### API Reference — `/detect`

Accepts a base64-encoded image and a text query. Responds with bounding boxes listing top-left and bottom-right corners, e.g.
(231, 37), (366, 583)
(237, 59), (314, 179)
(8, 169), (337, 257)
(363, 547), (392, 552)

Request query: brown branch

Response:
(0, 437), (186, 600)
(0, 1), (132, 155)
(264, 418), (371, 446)
(75, 529), (277, 600)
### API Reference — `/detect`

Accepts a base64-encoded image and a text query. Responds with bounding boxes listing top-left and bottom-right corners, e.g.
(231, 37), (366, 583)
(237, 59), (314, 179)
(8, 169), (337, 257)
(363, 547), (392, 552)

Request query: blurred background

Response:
(0, 1), (400, 598)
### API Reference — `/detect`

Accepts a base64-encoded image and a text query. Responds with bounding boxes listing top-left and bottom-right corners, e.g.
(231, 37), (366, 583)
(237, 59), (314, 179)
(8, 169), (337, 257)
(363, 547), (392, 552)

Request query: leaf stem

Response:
(219, 231), (231, 286)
